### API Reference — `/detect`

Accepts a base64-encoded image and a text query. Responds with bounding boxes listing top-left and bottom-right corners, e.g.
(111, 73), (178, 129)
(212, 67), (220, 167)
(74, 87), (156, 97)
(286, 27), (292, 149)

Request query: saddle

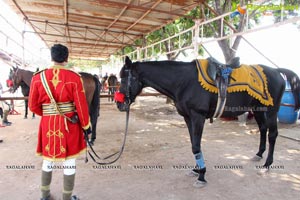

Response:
(206, 57), (241, 118)
(207, 57), (240, 81)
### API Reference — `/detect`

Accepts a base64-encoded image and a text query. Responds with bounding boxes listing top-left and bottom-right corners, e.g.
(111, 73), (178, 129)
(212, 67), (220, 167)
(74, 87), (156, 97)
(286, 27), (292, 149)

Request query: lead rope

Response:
(85, 69), (132, 165)
(84, 108), (130, 165)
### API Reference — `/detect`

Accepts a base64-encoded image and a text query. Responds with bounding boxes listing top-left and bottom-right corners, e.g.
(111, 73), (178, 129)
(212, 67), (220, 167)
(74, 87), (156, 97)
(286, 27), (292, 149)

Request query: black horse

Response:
(9, 67), (101, 144)
(116, 56), (300, 187)
(107, 74), (118, 102)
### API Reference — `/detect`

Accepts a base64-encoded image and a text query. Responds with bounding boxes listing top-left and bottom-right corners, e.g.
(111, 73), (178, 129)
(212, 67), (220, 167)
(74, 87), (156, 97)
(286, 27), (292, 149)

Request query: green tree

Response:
(271, 0), (300, 22)
(120, 1), (277, 63)
(119, 7), (203, 61)
(66, 59), (106, 72)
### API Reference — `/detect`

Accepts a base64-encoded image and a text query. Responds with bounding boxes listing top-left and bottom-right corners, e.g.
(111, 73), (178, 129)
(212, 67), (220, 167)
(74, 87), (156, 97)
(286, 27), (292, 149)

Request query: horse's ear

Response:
(12, 66), (17, 71)
(125, 56), (132, 68)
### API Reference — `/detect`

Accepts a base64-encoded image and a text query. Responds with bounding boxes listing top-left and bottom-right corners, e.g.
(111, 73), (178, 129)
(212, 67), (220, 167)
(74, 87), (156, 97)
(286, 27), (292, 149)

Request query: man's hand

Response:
(83, 126), (92, 139)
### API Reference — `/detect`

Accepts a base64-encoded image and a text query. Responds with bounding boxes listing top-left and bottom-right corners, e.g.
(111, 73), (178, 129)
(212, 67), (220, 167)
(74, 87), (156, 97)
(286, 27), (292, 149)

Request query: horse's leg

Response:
(112, 88), (116, 102)
(108, 88), (111, 101)
(264, 110), (278, 168)
(0, 107), (3, 119)
(91, 119), (97, 143)
(252, 111), (267, 161)
(184, 116), (198, 176)
(110, 88), (113, 102)
(185, 111), (207, 187)
(24, 100), (28, 119)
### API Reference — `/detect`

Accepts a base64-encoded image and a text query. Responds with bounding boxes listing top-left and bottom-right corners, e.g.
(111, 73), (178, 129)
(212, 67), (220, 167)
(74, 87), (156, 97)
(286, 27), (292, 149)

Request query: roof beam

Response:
(98, 0), (196, 18)
(107, 0), (162, 49)
(4, 0), (200, 59)
(64, 0), (72, 45)
(86, 0), (134, 54)
(27, 18), (142, 37)
(44, 40), (123, 49)
(126, 0), (162, 32)
(26, 31), (137, 46)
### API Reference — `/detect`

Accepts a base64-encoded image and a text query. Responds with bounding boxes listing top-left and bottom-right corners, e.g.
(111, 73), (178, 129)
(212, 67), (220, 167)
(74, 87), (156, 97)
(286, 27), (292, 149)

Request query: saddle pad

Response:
(196, 59), (273, 106)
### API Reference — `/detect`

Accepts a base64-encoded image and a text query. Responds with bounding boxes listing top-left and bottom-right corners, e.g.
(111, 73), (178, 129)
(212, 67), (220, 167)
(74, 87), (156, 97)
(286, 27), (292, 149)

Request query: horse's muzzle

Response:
(115, 91), (130, 111)
(116, 102), (130, 112)
(9, 87), (16, 93)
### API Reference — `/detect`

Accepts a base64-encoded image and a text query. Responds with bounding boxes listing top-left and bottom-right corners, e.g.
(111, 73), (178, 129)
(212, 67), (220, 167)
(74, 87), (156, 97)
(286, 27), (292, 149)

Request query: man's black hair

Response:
(51, 44), (69, 63)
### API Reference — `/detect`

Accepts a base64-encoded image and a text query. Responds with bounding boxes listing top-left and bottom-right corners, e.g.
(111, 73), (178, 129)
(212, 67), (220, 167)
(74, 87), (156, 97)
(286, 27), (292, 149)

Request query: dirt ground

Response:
(0, 96), (299, 200)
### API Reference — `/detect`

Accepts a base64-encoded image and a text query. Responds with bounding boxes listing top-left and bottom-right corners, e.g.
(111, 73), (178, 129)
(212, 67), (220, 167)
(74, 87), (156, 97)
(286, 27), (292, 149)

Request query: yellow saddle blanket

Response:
(196, 59), (273, 106)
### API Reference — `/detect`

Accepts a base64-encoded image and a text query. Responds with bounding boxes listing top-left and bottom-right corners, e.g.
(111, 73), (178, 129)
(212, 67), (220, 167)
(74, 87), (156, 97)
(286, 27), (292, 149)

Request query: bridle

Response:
(85, 68), (133, 165)
(123, 68), (133, 109)
(10, 68), (20, 92)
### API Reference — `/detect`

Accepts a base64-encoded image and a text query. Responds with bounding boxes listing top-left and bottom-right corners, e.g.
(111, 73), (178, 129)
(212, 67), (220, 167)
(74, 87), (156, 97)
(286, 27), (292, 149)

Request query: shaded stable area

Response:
(1, 1), (300, 199)
(0, 96), (299, 199)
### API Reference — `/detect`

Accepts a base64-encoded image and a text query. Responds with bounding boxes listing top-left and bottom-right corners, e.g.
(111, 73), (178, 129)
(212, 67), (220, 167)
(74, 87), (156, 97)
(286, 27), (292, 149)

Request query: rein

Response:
(84, 108), (130, 165)
(85, 69), (132, 165)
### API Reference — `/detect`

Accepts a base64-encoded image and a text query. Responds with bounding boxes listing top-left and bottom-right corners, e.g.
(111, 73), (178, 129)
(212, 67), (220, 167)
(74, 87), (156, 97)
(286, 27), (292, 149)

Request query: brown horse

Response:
(100, 74), (108, 93)
(8, 67), (36, 119)
(9, 67), (100, 144)
(107, 74), (119, 102)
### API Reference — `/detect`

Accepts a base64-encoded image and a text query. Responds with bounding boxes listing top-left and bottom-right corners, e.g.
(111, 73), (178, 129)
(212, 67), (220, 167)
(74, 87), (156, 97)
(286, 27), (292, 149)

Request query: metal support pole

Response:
(22, 30), (25, 67)
(193, 19), (201, 59)
(137, 47), (141, 61)
(281, 0), (284, 22)
(22, 17), (27, 67)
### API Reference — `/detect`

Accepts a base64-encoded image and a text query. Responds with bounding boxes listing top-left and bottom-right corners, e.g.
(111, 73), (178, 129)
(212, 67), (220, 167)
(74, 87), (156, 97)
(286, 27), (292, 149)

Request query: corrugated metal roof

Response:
(3, 0), (201, 60)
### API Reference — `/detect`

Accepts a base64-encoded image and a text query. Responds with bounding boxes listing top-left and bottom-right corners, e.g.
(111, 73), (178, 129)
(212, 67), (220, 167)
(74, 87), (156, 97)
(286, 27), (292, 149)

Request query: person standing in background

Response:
(0, 82), (12, 126)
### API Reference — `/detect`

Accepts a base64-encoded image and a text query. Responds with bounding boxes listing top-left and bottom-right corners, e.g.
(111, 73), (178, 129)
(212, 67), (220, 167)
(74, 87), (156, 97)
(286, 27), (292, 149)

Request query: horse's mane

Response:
(19, 68), (34, 85)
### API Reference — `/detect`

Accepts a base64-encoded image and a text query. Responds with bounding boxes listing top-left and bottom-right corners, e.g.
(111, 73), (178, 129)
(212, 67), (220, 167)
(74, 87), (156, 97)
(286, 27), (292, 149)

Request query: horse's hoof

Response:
(185, 170), (199, 177)
(193, 180), (207, 188)
(251, 155), (262, 161)
(257, 168), (270, 176)
(24, 117), (27, 119)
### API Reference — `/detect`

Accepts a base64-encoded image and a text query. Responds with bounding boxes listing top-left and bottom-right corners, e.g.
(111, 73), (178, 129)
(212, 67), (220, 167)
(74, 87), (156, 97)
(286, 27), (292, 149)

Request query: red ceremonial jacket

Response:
(29, 66), (90, 161)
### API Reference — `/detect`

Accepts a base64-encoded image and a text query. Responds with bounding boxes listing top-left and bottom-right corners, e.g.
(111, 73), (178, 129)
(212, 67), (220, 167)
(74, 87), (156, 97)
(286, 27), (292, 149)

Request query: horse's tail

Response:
(91, 75), (101, 117)
(277, 68), (300, 110)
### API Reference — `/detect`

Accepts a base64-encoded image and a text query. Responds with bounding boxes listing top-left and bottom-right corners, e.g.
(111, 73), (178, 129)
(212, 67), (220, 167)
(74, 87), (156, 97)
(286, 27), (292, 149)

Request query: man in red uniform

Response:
(29, 44), (91, 200)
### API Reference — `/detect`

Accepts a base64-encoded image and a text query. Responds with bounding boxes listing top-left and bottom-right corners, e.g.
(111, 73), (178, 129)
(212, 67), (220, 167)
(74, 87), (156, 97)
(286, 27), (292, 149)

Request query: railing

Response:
(0, 92), (163, 101)
(122, 5), (300, 63)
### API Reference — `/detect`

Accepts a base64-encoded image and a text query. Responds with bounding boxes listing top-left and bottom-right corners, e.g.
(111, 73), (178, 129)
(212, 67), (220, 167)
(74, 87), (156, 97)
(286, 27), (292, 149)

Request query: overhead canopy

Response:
(3, 0), (201, 60)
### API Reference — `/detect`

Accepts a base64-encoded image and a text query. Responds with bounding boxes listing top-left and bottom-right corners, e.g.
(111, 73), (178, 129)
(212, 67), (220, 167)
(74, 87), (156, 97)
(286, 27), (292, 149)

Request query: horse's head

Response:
(9, 67), (21, 93)
(115, 56), (143, 112)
